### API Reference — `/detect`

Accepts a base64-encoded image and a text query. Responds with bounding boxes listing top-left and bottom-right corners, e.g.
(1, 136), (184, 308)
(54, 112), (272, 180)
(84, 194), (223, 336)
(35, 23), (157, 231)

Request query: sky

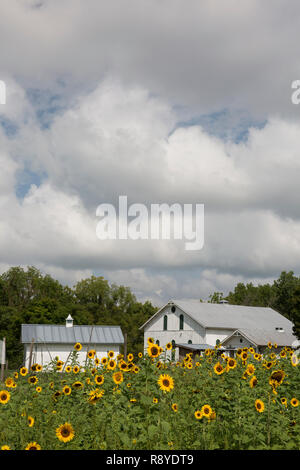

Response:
(1, 0), (300, 306)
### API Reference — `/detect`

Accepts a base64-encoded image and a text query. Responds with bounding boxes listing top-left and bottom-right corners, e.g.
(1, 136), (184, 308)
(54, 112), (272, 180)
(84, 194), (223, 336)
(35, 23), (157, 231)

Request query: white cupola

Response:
(66, 314), (74, 328)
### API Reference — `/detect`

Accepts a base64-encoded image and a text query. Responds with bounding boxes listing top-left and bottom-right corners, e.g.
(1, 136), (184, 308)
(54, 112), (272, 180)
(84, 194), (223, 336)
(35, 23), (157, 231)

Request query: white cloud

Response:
(1, 66), (300, 301)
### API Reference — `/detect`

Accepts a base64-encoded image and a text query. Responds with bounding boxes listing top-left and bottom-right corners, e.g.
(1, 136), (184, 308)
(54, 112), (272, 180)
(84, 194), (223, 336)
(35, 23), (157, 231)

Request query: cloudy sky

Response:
(1, 0), (300, 306)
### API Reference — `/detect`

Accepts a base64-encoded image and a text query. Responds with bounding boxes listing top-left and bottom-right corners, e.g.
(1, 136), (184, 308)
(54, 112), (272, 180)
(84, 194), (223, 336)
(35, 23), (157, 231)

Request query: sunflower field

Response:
(0, 339), (299, 450)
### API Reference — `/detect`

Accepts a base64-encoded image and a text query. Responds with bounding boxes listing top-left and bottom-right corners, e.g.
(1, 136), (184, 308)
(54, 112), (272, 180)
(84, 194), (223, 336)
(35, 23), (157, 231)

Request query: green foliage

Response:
(226, 271), (300, 340)
(0, 266), (157, 369)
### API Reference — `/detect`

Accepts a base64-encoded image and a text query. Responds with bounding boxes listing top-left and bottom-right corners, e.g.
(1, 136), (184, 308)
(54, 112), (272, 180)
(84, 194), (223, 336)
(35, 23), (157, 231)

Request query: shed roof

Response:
(21, 324), (124, 345)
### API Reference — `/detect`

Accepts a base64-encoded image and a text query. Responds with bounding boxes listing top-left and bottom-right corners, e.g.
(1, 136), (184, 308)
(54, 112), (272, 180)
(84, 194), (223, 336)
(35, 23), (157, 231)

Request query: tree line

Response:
(0, 266), (156, 368)
(0, 267), (299, 368)
(207, 271), (300, 341)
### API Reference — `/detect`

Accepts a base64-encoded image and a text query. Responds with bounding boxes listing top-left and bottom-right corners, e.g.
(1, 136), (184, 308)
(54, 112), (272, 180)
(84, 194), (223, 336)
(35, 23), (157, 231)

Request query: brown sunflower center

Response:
(61, 428), (70, 437)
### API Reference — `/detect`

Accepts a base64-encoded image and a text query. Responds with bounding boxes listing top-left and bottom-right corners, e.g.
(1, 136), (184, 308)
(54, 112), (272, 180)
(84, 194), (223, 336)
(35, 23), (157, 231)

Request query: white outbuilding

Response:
(21, 315), (124, 368)
(139, 299), (297, 360)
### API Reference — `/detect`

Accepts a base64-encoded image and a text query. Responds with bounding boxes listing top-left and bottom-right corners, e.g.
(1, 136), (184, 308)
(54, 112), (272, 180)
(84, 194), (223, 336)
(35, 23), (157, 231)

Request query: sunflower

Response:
(194, 410), (203, 420)
(185, 362), (193, 370)
(56, 422), (75, 443)
(87, 349), (96, 359)
(112, 371), (124, 385)
(236, 348), (242, 356)
(73, 365), (80, 374)
(281, 397), (287, 407)
(171, 403), (178, 412)
(267, 342), (272, 349)
(201, 404), (212, 418)
(133, 366), (140, 374)
(254, 353), (261, 361)
(274, 343), (278, 349)
(14, 372), (18, 379)
(25, 442), (41, 450)
(246, 364), (255, 376)
(153, 397), (158, 404)
(269, 370), (285, 388)
(249, 376), (258, 388)
(63, 385), (71, 395)
(107, 359), (117, 371)
(95, 374), (104, 385)
(28, 416), (35, 427)
(36, 386), (42, 393)
(108, 350), (115, 358)
(56, 360), (64, 368)
(5, 377), (15, 388)
(65, 366), (72, 373)
(158, 374), (174, 392)
(36, 364), (42, 372)
(72, 381), (83, 390)
(280, 350), (286, 358)
(291, 353), (299, 367)
(53, 390), (61, 400)
(290, 398), (299, 407)
(101, 357), (108, 366)
(147, 337), (154, 344)
(249, 347), (255, 354)
(227, 358), (237, 369)
(74, 342), (82, 351)
(94, 358), (100, 366)
(127, 353), (134, 362)
(88, 389), (104, 404)
(119, 360), (128, 371)
(213, 362), (224, 375)
(165, 342), (172, 350)
(0, 390), (10, 404)
(147, 344), (160, 358)
(241, 352), (248, 361)
(31, 363), (38, 372)
(28, 376), (38, 385)
(1, 445), (10, 450)
(255, 399), (265, 413)
(138, 352), (143, 358)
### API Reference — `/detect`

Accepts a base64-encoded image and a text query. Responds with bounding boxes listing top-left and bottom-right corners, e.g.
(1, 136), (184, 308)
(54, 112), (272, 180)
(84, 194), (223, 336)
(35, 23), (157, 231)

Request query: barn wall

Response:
(205, 328), (234, 346)
(23, 343), (121, 368)
(143, 305), (206, 361)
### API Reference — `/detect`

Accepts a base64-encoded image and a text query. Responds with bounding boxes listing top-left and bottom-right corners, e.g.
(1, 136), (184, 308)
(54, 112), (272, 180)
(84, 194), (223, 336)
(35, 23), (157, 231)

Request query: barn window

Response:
(171, 305), (176, 313)
(179, 314), (184, 330)
(163, 315), (168, 331)
(156, 340), (160, 346)
(188, 340), (192, 344)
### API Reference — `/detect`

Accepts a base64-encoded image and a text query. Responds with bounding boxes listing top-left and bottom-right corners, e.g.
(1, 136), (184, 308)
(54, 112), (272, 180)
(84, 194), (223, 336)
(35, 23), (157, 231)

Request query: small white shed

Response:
(21, 316), (124, 368)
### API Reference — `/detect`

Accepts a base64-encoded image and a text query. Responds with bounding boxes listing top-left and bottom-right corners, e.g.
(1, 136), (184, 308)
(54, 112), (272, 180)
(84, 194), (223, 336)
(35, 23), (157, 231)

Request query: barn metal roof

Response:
(176, 343), (214, 350)
(221, 328), (298, 348)
(172, 299), (294, 331)
(141, 299), (294, 330)
(21, 324), (124, 345)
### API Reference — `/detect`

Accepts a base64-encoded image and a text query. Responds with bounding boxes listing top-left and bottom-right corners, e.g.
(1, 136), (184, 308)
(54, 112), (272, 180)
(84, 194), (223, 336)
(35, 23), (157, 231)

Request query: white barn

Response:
(21, 315), (124, 368)
(139, 299), (298, 360)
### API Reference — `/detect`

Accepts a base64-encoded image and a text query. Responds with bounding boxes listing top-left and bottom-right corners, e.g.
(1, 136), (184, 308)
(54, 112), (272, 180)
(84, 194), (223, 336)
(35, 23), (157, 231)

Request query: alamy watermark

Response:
(96, 196), (204, 251)
(291, 80), (300, 104)
(0, 80), (6, 105)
